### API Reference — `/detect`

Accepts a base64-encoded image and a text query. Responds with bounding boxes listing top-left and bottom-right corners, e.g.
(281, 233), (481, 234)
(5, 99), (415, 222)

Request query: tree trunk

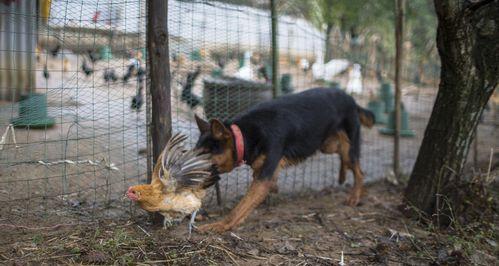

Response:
(405, 0), (498, 217)
(324, 23), (333, 63)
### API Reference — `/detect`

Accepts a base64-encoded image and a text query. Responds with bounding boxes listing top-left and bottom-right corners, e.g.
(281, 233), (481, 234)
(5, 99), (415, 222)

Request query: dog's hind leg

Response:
(336, 131), (351, 185)
(342, 119), (364, 206)
(345, 161), (364, 206)
(320, 133), (348, 184)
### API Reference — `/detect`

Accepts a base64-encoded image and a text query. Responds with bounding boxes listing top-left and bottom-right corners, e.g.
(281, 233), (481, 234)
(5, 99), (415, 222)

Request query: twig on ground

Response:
(136, 225), (151, 237)
(230, 232), (243, 240)
(485, 148), (494, 184)
(209, 245), (240, 265)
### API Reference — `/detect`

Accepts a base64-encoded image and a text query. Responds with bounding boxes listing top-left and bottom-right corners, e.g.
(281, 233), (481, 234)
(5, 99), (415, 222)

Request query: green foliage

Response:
(406, 0), (437, 59)
(285, 0), (438, 80)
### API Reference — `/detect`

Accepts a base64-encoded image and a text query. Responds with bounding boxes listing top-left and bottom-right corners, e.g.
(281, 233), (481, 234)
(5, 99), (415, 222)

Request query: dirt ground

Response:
(1, 181), (497, 265)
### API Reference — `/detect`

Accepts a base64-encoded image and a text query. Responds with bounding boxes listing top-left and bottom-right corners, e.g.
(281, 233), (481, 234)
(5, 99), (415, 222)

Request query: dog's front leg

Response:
(198, 179), (275, 233)
(199, 153), (282, 233)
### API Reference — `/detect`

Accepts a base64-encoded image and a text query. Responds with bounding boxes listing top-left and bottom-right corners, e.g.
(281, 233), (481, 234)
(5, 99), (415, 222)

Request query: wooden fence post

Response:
(270, 0), (280, 98)
(147, 0), (171, 224)
(394, 0), (405, 178)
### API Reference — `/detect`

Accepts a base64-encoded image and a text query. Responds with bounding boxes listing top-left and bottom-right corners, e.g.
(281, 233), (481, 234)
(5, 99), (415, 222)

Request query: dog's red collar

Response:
(230, 124), (245, 166)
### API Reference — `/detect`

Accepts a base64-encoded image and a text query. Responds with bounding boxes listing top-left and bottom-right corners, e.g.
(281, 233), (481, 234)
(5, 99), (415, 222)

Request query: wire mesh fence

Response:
(1, 0), (148, 221)
(0, 0), (496, 225)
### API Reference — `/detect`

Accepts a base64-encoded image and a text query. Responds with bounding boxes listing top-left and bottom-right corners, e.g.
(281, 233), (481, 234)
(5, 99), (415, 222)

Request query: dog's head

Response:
(194, 115), (236, 174)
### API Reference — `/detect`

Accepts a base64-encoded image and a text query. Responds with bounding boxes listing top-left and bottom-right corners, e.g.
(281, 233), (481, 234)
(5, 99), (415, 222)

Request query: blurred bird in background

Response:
(81, 60), (94, 77)
(87, 49), (101, 63)
(181, 66), (202, 108)
(104, 68), (118, 82)
(50, 44), (61, 58)
(43, 64), (49, 80)
(126, 133), (217, 235)
(136, 66), (145, 83)
(131, 84), (143, 110)
(122, 64), (135, 83)
(235, 51), (253, 80)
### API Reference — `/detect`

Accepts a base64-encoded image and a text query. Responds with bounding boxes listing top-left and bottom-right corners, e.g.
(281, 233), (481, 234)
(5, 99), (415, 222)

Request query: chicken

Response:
(126, 133), (217, 235)
(181, 66), (202, 108)
(43, 64), (49, 80)
(130, 84), (143, 110)
(122, 64), (135, 83)
(50, 44), (61, 58)
(235, 51), (253, 80)
(81, 60), (93, 76)
(136, 66), (146, 83)
(104, 68), (118, 82)
(87, 49), (100, 63)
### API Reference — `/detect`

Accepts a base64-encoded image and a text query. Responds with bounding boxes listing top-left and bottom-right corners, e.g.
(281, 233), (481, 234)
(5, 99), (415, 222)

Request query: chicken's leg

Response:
(188, 210), (198, 237)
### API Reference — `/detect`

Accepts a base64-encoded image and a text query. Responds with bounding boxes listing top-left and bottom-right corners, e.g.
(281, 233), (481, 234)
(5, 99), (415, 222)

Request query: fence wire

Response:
(0, 0), (495, 225)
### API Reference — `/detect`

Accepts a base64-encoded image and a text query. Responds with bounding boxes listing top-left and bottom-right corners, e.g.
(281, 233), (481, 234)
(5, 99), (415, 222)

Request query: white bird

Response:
(312, 52), (350, 81)
(299, 58), (310, 72)
(235, 51), (253, 80)
(346, 63), (363, 94)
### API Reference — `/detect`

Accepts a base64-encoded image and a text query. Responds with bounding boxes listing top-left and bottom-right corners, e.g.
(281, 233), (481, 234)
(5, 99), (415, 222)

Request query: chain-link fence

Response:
(0, 0), (496, 225)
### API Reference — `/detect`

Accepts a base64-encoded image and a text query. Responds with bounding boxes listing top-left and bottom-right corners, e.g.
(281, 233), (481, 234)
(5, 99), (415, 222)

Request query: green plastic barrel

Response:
(203, 76), (272, 121)
(367, 99), (387, 124)
(190, 49), (202, 61)
(11, 93), (55, 128)
(380, 83), (394, 113)
(100, 46), (113, 60)
(281, 74), (293, 95)
(327, 81), (341, 90)
(379, 104), (415, 137)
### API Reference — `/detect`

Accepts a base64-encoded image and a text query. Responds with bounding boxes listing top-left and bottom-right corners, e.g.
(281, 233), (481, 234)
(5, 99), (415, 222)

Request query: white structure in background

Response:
(168, 0), (323, 55)
(49, 0), (324, 59)
(235, 51), (253, 80)
(346, 64), (363, 94)
(48, 0), (325, 70)
(312, 53), (350, 81)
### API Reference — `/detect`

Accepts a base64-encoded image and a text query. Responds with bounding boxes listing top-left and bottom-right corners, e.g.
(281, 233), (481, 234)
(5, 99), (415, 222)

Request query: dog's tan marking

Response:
(198, 155), (282, 233)
(346, 162), (364, 206)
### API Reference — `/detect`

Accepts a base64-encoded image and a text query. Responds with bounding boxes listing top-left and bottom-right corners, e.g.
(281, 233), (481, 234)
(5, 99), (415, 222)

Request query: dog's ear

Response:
(195, 114), (210, 133)
(210, 119), (231, 140)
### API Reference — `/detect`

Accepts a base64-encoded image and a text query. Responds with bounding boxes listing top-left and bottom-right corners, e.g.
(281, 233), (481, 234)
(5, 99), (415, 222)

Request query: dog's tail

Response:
(357, 105), (375, 128)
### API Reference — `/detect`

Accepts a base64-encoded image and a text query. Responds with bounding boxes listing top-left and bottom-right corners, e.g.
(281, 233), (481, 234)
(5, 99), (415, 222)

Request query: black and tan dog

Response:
(195, 87), (374, 233)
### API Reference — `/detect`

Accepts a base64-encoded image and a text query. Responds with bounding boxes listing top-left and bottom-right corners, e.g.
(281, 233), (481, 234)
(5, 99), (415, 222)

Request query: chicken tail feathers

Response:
(158, 133), (212, 191)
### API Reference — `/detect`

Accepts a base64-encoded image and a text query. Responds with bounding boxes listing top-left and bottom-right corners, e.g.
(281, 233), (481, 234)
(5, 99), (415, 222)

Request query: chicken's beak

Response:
(126, 187), (139, 201)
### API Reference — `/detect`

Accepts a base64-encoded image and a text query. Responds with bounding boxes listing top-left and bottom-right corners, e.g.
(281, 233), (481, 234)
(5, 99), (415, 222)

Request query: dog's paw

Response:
(345, 192), (361, 206)
(197, 221), (230, 233)
(194, 208), (209, 222)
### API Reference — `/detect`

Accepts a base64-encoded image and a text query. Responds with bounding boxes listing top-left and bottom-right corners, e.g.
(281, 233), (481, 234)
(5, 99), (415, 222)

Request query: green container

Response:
(211, 68), (223, 78)
(379, 104), (415, 137)
(190, 49), (202, 61)
(100, 46), (113, 60)
(203, 76), (272, 121)
(380, 83), (394, 113)
(281, 74), (293, 95)
(367, 99), (387, 124)
(327, 81), (341, 90)
(11, 93), (55, 128)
